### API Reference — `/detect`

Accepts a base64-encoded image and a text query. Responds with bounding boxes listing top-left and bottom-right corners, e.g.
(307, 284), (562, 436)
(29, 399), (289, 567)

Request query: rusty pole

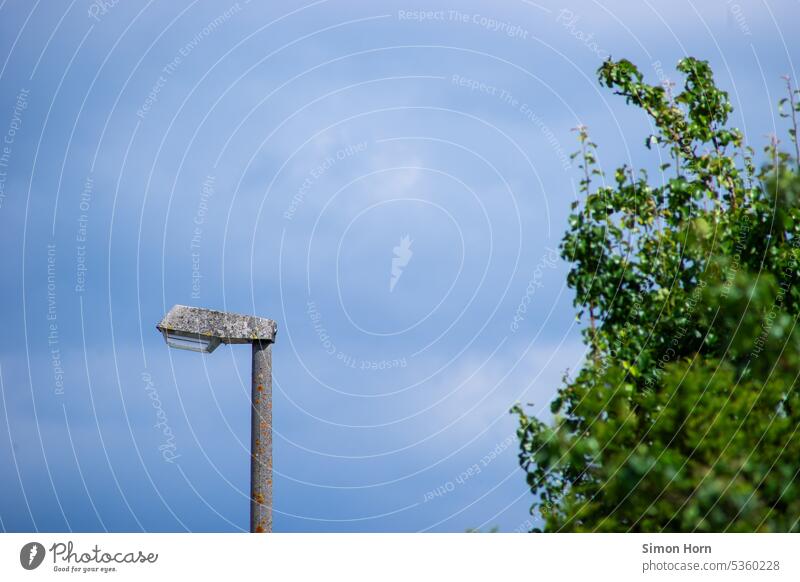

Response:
(250, 339), (273, 533)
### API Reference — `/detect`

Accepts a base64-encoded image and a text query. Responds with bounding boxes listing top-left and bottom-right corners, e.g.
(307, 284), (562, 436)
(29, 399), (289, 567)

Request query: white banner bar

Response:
(1, 533), (797, 581)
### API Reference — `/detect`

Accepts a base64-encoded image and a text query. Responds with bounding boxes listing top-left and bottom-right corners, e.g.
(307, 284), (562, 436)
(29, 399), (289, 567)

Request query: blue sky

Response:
(0, 0), (797, 532)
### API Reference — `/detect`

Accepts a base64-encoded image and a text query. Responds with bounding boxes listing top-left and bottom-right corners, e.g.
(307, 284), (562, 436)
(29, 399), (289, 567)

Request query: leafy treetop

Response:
(514, 57), (800, 532)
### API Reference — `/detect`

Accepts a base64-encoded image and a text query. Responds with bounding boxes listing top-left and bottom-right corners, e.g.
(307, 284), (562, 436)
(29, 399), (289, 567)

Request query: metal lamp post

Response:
(156, 304), (277, 533)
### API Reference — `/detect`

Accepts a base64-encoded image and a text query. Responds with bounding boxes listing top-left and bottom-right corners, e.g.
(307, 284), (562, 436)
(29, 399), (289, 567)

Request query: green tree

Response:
(514, 57), (800, 532)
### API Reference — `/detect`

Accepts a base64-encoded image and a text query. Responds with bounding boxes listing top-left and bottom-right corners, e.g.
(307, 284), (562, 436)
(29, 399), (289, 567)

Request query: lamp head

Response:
(156, 305), (277, 353)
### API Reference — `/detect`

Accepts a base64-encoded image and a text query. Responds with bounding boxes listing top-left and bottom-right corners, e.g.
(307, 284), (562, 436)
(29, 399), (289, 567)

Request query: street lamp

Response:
(156, 304), (277, 533)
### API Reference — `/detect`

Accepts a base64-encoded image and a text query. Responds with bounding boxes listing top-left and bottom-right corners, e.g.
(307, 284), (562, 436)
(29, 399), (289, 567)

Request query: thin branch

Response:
(783, 75), (800, 172)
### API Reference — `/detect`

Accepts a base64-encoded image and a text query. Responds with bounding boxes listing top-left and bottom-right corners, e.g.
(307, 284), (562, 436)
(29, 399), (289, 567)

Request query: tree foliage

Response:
(514, 57), (800, 532)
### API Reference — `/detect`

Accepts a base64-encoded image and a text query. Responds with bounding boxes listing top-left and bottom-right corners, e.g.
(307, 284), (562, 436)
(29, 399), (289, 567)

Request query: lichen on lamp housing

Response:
(156, 304), (277, 344)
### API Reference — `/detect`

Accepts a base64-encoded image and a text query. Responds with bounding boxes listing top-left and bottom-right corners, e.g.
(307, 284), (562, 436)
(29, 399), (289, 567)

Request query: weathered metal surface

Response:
(250, 340), (273, 533)
(156, 304), (277, 344)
